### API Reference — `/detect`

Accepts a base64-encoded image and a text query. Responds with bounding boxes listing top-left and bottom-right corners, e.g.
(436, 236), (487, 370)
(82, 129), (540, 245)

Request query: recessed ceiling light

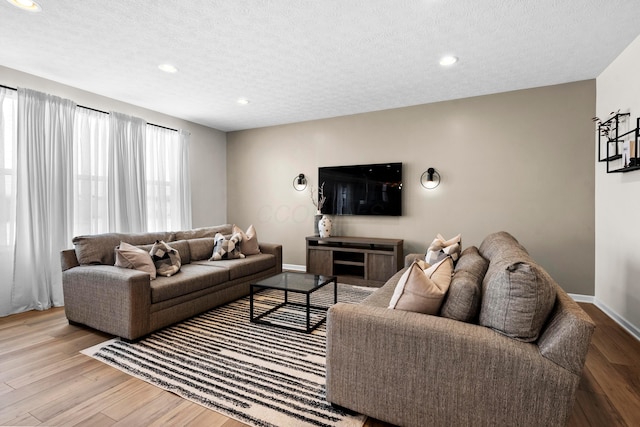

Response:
(158, 64), (178, 73)
(439, 56), (458, 66)
(6, 0), (41, 12)
(237, 98), (250, 105)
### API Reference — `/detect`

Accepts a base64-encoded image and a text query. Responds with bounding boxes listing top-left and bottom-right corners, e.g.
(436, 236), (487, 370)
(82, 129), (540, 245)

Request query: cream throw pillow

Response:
(388, 257), (454, 314)
(114, 241), (156, 279)
(232, 224), (261, 255)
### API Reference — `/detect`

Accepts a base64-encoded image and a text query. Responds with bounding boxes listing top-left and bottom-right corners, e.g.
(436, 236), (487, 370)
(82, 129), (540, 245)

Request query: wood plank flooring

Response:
(0, 303), (638, 426)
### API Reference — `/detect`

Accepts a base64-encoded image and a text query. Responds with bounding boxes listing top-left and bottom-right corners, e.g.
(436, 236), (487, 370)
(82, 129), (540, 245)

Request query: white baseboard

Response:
(569, 294), (640, 341)
(568, 293), (595, 303)
(282, 263), (305, 272)
(593, 299), (640, 342)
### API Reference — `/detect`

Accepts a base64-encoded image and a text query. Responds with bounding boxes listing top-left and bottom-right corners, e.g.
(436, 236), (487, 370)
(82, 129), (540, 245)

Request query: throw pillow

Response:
(426, 233), (461, 264)
(149, 240), (182, 277)
(479, 260), (556, 342)
(388, 258), (453, 314)
(210, 232), (246, 261)
(232, 224), (261, 255)
(114, 241), (156, 279)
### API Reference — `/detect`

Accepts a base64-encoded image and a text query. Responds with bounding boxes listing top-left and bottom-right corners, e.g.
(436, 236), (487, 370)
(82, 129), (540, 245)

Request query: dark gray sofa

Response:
(326, 231), (595, 427)
(61, 224), (282, 340)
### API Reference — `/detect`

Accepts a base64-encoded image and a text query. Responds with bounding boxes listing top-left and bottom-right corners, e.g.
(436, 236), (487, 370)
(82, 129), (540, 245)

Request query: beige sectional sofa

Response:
(326, 231), (595, 427)
(61, 224), (282, 340)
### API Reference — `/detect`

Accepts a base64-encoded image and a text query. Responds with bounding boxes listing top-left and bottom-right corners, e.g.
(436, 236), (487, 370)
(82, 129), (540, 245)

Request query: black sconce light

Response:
(293, 173), (307, 191)
(420, 167), (441, 189)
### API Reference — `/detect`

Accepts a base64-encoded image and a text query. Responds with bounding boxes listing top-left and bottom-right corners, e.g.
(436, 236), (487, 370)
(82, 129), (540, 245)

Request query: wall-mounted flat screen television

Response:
(318, 162), (402, 216)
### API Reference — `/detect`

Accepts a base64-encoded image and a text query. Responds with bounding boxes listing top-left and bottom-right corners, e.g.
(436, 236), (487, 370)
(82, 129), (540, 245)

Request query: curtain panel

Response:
(145, 126), (192, 231)
(108, 112), (147, 233)
(178, 129), (192, 230)
(12, 88), (76, 313)
(73, 108), (109, 236)
(0, 88), (17, 316)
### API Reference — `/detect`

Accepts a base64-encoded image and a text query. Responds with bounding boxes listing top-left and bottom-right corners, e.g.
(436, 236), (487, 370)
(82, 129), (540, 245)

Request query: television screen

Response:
(318, 163), (402, 216)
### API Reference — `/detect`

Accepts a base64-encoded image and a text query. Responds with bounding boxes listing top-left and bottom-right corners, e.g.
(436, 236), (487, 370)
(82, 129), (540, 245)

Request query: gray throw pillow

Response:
(479, 260), (556, 342)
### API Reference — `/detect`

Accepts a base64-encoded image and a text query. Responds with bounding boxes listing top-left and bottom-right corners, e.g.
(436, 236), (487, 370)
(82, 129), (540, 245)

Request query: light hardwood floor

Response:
(1, 303), (639, 426)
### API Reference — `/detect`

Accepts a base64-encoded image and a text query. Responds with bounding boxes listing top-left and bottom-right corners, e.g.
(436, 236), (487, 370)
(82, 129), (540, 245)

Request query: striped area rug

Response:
(82, 283), (374, 427)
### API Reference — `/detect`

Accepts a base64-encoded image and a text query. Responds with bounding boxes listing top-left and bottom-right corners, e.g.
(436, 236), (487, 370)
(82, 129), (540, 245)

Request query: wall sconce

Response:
(293, 173), (307, 191)
(420, 167), (441, 189)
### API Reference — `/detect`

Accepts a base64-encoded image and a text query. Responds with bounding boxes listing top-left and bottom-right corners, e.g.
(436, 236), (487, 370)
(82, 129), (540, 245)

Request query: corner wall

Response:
(0, 65), (227, 228)
(595, 34), (640, 336)
(228, 80), (596, 295)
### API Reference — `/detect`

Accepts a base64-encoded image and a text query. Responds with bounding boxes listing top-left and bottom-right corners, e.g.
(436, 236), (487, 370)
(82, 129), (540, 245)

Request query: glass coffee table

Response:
(250, 272), (337, 333)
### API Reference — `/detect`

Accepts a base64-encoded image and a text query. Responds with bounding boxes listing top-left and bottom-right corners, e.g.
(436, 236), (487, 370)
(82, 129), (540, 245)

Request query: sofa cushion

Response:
(188, 237), (215, 261)
(233, 224), (261, 255)
(192, 253), (276, 281)
(388, 258), (453, 314)
(173, 224), (233, 241)
(150, 264), (230, 303)
(478, 232), (557, 342)
(454, 246), (489, 278)
(478, 231), (528, 262)
(440, 246), (488, 323)
(440, 271), (482, 322)
(73, 231), (174, 265)
(114, 242), (157, 279)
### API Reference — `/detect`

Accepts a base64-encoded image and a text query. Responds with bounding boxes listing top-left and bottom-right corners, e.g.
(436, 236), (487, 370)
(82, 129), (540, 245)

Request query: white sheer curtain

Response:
(0, 87), (192, 317)
(11, 88), (76, 313)
(0, 88), (17, 316)
(146, 126), (192, 231)
(73, 108), (109, 236)
(177, 130), (192, 230)
(108, 112), (147, 233)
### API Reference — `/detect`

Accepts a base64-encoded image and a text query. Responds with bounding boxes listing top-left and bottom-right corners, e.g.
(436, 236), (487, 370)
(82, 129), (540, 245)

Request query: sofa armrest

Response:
(404, 252), (423, 267)
(326, 302), (581, 427)
(61, 249), (79, 271)
(62, 265), (152, 340)
(537, 283), (595, 375)
(259, 242), (282, 274)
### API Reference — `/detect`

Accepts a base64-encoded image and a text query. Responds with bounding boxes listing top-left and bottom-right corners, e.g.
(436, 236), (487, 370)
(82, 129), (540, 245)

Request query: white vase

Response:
(313, 214), (323, 236)
(318, 215), (332, 238)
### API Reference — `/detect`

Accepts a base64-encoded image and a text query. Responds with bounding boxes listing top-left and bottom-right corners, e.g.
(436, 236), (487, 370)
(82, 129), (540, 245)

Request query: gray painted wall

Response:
(228, 80), (596, 295)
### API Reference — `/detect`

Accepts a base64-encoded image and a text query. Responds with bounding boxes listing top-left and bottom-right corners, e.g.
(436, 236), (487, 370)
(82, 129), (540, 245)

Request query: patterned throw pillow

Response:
(426, 233), (461, 264)
(149, 240), (181, 277)
(210, 232), (246, 261)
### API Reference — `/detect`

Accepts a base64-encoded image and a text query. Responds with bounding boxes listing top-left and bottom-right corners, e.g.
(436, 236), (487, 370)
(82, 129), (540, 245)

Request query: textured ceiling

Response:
(1, 0), (640, 132)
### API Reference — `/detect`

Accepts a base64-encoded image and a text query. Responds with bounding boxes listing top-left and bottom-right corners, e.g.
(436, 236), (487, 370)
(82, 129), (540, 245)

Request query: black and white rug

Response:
(82, 283), (374, 427)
